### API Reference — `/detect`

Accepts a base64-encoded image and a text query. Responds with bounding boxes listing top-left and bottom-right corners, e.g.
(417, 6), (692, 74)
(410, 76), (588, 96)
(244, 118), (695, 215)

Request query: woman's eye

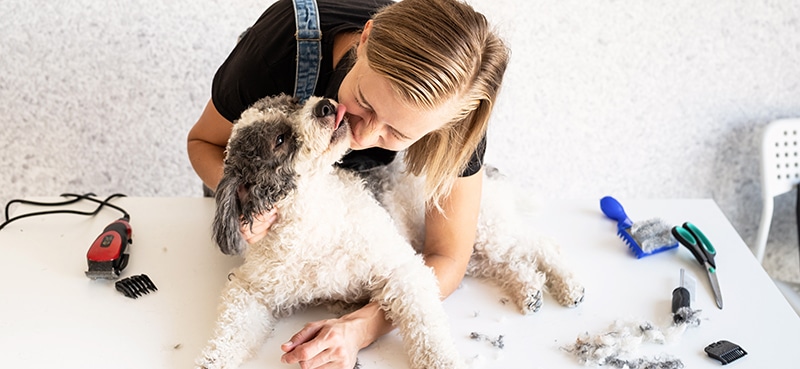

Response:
(356, 99), (372, 112)
(388, 126), (409, 141)
(275, 133), (285, 147)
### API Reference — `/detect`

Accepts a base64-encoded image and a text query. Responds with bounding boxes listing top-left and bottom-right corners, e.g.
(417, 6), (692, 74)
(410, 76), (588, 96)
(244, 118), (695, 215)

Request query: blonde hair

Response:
(366, 0), (510, 210)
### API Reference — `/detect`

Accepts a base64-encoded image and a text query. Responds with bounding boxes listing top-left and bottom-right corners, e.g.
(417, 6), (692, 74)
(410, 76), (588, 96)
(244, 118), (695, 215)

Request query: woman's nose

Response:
(351, 116), (381, 146)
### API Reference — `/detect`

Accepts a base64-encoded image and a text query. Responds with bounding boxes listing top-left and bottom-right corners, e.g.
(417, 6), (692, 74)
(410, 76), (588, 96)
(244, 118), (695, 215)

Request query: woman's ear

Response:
(359, 20), (372, 49)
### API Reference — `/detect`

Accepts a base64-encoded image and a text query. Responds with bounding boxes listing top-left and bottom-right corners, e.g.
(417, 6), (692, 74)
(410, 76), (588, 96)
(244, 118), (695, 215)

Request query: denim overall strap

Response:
(292, 0), (322, 103)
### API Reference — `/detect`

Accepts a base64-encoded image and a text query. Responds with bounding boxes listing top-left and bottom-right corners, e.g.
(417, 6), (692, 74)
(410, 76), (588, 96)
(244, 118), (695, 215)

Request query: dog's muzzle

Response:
(313, 99), (336, 118)
(314, 98), (347, 132)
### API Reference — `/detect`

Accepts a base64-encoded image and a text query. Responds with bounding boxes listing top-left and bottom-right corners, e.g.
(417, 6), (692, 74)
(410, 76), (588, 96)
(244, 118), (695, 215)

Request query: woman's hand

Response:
(280, 303), (391, 369)
(239, 208), (278, 245)
(280, 319), (362, 369)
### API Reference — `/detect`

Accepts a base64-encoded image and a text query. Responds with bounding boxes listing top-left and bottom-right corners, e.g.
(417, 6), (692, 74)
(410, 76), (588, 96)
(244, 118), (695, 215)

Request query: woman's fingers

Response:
(282, 321), (325, 353)
(281, 320), (360, 369)
(240, 208), (279, 244)
(281, 322), (328, 366)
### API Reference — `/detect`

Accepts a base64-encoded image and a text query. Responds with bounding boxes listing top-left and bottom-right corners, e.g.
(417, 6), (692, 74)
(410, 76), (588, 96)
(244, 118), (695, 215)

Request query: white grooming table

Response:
(0, 197), (797, 368)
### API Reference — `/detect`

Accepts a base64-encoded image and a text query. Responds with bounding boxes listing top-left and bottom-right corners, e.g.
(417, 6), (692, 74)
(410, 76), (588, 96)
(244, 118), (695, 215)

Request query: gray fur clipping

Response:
(602, 356), (684, 369)
(631, 218), (677, 253)
(469, 332), (505, 349)
(562, 317), (701, 369)
(672, 306), (702, 327)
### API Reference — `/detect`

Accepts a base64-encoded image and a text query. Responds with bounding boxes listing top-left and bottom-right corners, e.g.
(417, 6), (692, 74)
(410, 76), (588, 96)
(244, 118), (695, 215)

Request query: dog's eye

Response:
(275, 134), (285, 147)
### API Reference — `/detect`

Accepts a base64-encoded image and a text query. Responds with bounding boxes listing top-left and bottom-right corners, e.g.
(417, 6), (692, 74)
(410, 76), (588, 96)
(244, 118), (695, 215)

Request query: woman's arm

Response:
(421, 167), (483, 296)
(280, 168), (483, 368)
(187, 99), (232, 192)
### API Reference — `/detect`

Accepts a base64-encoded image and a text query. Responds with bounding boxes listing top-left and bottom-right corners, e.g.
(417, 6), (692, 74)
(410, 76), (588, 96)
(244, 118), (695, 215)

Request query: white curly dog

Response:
(196, 94), (585, 369)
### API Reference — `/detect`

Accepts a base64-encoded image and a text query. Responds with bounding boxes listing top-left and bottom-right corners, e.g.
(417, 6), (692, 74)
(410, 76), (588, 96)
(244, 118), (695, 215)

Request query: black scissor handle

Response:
(672, 223), (717, 269)
(672, 226), (707, 266)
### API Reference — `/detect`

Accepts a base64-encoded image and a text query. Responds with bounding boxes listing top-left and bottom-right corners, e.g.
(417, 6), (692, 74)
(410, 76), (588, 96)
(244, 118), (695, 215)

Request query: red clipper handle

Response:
(85, 218), (132, 279)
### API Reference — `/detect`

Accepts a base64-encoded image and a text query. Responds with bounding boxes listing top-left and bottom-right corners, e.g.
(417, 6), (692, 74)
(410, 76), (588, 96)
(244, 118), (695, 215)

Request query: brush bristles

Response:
(617, 218), (678, 258)
(617, 227), (647, 258)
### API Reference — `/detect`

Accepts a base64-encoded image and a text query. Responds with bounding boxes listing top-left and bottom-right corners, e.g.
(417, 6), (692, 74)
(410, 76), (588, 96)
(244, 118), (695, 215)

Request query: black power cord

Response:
(0, 193), (129, 231)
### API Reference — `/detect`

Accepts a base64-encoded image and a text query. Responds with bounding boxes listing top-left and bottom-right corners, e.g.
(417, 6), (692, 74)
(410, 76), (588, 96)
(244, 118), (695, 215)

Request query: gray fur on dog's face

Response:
(213, 94), (350, 255)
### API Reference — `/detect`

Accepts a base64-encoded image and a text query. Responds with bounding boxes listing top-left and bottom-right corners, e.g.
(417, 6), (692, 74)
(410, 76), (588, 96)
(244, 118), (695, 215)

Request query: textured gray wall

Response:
(1, 1), (799, 279)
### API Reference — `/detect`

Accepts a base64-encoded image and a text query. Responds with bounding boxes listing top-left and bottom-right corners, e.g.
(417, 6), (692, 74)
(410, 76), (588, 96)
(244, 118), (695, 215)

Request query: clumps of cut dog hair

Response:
(672, 306), (702, 327)
(562, 312), (703, 369)
(631, 218), (677, 253)
(469, 332), (505, 349)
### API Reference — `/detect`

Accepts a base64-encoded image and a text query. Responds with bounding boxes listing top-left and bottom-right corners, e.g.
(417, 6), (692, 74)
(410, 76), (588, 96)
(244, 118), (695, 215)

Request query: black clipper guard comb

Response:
(705, 340), (747, 365)
(115, 274), (158, 299)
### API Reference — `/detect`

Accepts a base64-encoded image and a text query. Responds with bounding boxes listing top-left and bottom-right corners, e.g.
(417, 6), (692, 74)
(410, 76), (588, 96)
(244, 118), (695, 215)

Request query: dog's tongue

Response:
(335, 104), (347, 129)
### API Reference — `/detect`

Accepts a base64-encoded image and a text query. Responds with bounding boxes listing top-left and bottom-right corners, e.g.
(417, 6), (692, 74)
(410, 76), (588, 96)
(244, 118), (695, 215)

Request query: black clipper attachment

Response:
(705, 340), (747, 365)
(115, 274), (158, 299)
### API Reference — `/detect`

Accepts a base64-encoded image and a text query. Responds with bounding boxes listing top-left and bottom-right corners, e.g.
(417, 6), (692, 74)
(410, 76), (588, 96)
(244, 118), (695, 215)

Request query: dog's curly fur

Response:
(196, 94), (585, 369)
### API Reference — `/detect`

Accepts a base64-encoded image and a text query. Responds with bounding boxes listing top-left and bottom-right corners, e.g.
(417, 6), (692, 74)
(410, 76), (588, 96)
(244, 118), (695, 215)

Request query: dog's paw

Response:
(521, 290), (543, 314)
(556, 285), (586, 308)
(195, 359), (214, 369)
(195, 353), (221, 369)
(565, 287), (585, 307)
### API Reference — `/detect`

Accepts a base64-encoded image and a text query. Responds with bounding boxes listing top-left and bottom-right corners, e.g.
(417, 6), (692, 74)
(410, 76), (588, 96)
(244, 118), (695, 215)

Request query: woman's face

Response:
(337, 22), (459, 151)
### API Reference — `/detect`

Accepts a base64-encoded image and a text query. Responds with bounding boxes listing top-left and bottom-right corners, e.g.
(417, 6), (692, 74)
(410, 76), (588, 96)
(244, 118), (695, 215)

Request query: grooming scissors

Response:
(671, 222), (723, 309)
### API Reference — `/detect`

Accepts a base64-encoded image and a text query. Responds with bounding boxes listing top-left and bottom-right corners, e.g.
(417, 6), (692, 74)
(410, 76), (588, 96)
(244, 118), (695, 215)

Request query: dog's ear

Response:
(212, 132), (298, 255)
(212, 174), (248, 255)
(226, 116), (298, 212)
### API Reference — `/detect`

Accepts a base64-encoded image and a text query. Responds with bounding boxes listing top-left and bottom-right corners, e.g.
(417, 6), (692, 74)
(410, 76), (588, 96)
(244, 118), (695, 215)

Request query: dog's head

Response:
(213, 94), (350, 255)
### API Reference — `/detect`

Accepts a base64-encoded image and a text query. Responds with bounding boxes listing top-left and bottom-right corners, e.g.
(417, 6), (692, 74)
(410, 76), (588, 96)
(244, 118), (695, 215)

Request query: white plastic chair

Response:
(754, 118), (800, 263)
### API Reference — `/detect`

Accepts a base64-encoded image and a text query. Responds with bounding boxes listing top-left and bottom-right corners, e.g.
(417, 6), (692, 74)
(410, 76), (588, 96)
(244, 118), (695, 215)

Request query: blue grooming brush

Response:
(600, 196), (678, 258)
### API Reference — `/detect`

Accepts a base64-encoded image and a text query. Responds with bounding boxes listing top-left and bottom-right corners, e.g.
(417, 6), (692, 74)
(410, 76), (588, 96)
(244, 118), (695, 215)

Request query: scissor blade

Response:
(706, 263), (723, 309)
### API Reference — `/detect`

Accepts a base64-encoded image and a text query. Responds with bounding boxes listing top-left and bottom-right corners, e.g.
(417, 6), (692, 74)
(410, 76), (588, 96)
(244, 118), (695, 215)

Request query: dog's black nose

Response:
(313, 99), (336, 118)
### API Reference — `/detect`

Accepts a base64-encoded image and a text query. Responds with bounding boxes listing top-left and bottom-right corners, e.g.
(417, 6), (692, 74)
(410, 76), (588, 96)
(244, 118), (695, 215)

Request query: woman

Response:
(187, 0), (509, 367)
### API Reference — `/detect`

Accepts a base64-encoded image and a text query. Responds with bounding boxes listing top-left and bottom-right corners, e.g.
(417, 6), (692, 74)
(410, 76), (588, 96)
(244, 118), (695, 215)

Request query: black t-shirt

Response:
(212, 0), (485, 176)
